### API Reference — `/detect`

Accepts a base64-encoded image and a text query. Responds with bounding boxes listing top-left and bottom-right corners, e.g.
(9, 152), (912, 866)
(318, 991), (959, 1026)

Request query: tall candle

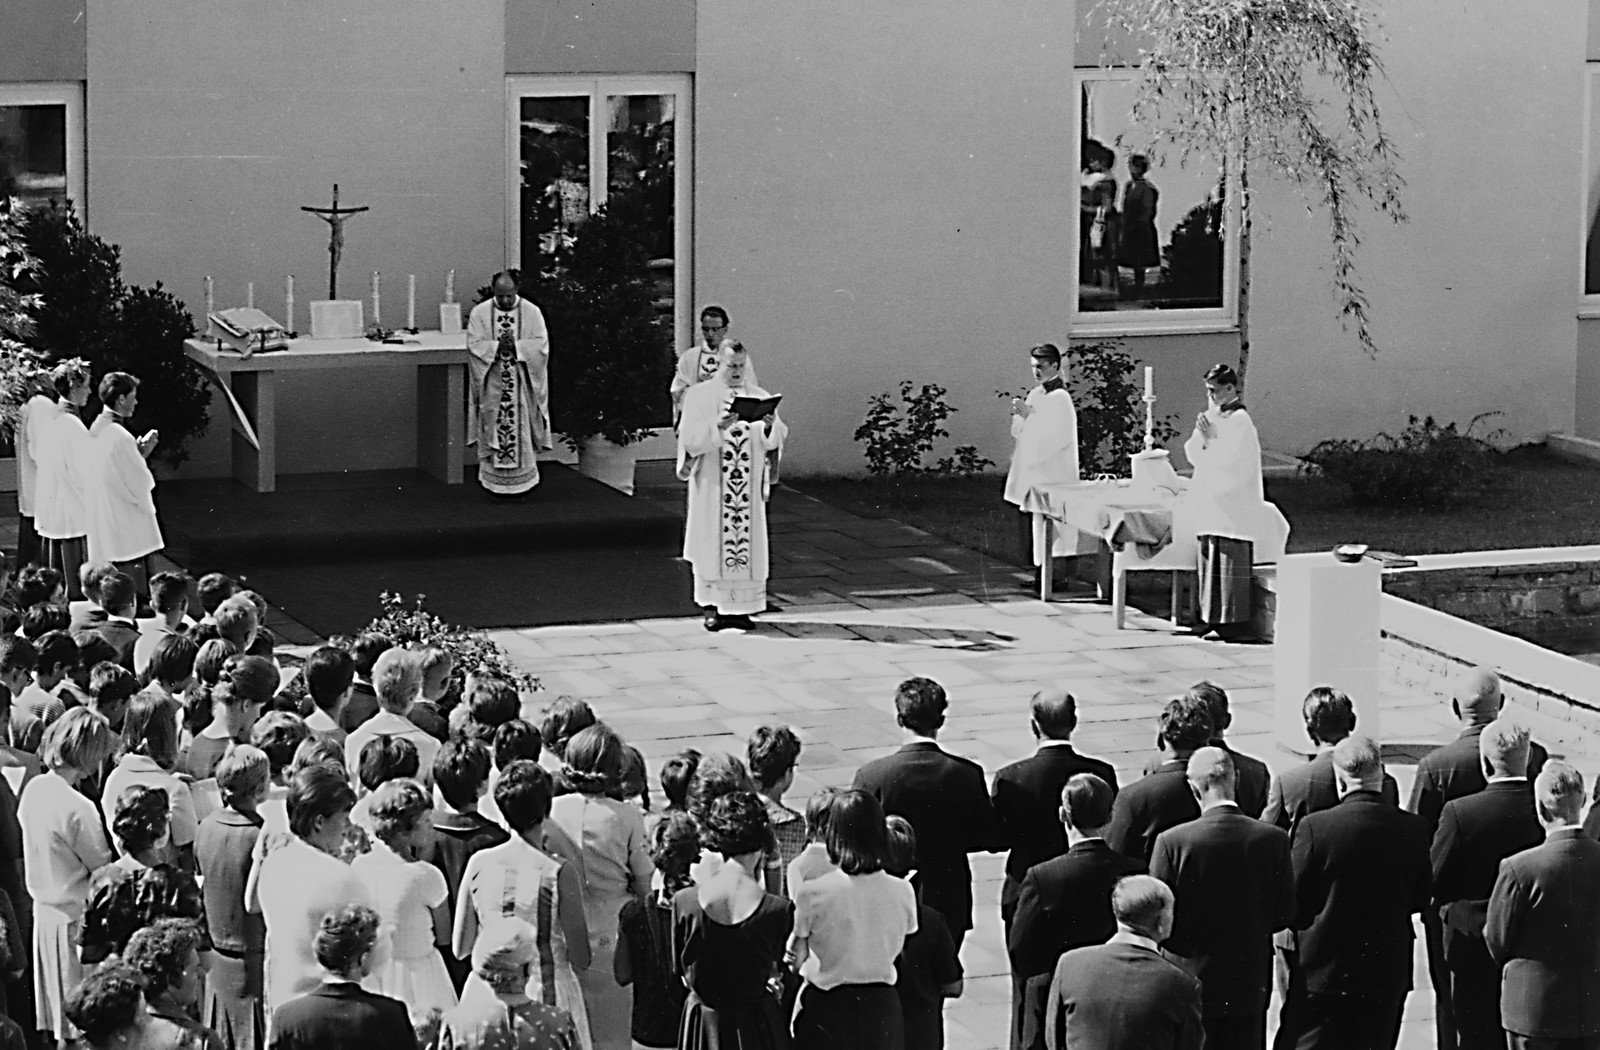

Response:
(204, 276), (214, 318)
(285, 275), (295, 333)
(445, 269), (455, 304)
(246, 282), (254, 309)
(372, 271), (381, 326)
(1144, 365), (1153, 397)
(407, 274), (416, 330)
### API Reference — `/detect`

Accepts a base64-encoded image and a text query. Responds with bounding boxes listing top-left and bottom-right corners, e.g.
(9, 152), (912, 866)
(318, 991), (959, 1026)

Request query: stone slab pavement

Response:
(482, 480), (1483, 1050)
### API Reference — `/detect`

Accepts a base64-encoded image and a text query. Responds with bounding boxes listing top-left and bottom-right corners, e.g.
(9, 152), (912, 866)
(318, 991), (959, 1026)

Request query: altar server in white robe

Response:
(1178, 363), (1289, 640)
(34, 360), (93, 599)
(466, 271), (551, 495)
(86, 371), (162, 597)
(1003, 342), (1081, 567)
(669, 304), (759, 424)
(677, 340), (786, 632)
(16, 368), (55, 567)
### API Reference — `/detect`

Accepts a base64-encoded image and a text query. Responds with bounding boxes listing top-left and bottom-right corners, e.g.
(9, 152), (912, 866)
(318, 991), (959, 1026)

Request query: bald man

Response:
(1150, 748), (1293, 1050)
(1278, 736), (1431, 1050)
(1410, 667), (1549, 1050)
(465, 271), (551, 495)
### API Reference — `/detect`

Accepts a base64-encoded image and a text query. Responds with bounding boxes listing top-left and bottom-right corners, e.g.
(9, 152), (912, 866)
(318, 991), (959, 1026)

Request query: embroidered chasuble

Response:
(676, 378), (787, 614)
(465, 297), (552, 495)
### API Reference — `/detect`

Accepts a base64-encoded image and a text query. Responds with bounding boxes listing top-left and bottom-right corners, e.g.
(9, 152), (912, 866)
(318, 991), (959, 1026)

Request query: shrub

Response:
(0, 197), (49, 437)
(1297, 413), (1507, 507)
(1065, 340), (1179, 477)
(854, 381), (993, 478)
(20, 203), (210, 464)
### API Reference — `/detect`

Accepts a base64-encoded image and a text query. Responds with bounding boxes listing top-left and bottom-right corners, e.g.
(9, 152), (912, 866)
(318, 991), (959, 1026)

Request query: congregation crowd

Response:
(0, 552), (1585, 1050)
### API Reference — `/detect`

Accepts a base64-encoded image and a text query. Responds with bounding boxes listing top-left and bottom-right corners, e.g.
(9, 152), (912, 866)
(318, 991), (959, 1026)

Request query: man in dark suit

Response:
(1151, 747), (1293, 1050)
(1486, 761), (1600, 1050)
(271, 903), (419, 1050)
(1411, 667), (1550, 1050)
(1263, 686), (1399, 833)
(992, 688), (1118, 932)
(1275, 735), (1431, 1050)
(1106, 693), (1212, 862)
(1044, 874), (1204, 1050)
(853, 676), (1000, 950)
(1008, 772), (1145, 1050)
(1263, 686), (1401, 1007)
(1187, 681), (1270, 818)
(1431, 718), (1543, 1050)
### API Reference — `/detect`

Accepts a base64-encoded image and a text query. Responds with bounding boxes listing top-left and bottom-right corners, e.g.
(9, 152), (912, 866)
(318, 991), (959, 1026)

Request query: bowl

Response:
(1333, 543), (1369, 563)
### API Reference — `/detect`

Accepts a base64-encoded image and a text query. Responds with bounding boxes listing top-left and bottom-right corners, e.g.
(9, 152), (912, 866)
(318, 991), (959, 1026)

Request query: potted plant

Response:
(540, 192), (672, 494)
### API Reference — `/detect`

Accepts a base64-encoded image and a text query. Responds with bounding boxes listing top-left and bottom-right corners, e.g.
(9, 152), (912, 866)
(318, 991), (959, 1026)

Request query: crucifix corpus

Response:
(300, 183), (370, 299)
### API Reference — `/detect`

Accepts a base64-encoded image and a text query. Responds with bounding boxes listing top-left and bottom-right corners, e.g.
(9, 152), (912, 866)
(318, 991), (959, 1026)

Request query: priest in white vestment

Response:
(1002, 343), (1081, 567)
(669, 305), (758, 424)
(15, 370), (55, 567)
(677, 341), (786, 631)
(34, 360), (93, 599)
(85, 372), (163, 595)
(1178, 363), (1289, 639)
(466, 271), (551, 495)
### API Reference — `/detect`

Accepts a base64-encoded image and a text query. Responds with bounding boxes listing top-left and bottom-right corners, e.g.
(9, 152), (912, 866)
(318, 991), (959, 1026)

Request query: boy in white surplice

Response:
(676, 341), (786, 632)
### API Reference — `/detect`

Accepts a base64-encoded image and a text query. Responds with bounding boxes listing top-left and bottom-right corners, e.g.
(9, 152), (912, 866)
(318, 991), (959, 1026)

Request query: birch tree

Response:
(1094, 0), (1406, 385)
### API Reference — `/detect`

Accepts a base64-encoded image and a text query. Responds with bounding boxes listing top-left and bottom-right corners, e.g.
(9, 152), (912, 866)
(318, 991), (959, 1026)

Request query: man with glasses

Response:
(671, 305), (759, 424)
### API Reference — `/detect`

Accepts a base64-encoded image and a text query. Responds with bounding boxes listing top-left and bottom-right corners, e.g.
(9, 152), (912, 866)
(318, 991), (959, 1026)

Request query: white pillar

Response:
(1273, 552), (1383, 752)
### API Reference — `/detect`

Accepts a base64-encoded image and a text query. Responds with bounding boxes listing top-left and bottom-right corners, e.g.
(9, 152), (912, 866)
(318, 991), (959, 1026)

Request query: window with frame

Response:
(1071, 68), (1239, 334)
(505, 75), (692, 379)
(1582, 65), (1600, 311)
(0, 82), (85, 217)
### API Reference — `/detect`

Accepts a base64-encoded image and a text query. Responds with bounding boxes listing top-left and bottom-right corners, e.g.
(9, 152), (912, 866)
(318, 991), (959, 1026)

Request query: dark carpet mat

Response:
(161, 464), (698, 635)
(215, 541), (698, 636)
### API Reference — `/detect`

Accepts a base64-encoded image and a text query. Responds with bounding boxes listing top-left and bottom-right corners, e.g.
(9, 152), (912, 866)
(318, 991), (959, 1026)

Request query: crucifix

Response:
(300, 183), (369, 299)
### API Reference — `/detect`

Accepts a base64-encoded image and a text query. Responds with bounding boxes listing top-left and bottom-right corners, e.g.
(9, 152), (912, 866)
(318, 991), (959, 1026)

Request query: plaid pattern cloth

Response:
(764, 797), (808, 899)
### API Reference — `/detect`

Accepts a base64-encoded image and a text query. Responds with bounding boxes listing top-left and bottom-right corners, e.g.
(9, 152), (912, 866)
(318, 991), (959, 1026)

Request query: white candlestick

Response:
(246, 282), (254, 309)
(204, 276), (214, 318)
(1144, 365), (1153, 397)
(407, 274), (416, 330)
(372, 271), (381, 327)
(285, 275), (295, 334)
(445, 269), (455, 304)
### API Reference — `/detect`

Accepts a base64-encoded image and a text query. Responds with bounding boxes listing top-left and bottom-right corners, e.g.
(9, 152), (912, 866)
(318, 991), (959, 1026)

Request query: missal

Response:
(730, 394), (782, 422)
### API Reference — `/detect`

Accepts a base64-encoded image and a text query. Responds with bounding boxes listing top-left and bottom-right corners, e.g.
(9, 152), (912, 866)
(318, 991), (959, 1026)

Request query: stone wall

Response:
(1383, 562), (1600, 635)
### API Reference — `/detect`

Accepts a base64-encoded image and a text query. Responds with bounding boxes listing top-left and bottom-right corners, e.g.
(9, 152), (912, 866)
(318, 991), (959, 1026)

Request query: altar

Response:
(183, 333), (468, 493)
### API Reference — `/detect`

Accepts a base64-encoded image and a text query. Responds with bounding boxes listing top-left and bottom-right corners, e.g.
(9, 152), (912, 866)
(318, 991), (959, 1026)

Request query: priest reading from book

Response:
(1002, 343), (1080, 567)
(676, 340), (786, 632)
(466, 271), (552, 496)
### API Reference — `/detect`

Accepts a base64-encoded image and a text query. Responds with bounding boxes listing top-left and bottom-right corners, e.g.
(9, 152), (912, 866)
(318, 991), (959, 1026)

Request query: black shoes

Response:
(703, 610), (756, 632)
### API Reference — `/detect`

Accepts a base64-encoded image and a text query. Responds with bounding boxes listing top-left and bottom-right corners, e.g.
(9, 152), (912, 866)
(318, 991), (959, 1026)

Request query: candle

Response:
(246, 282), (254, 309)
(285, 275), (295, 333)
(445, 269), (455, 304)
(407, 274), (416, 330)
(204, 276), (214, 318)
(1144, 365), (1153, 398)
(372, 271), (381, 326)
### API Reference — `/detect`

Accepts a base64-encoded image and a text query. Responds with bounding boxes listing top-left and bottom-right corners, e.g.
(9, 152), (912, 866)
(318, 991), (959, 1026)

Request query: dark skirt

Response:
(203, 948), (265, 1050)
(678, 991), (790, 1050)
(792, 983), (902, 1050)
(1198, 535), (1253, 626)
(40, 536), (86, 600)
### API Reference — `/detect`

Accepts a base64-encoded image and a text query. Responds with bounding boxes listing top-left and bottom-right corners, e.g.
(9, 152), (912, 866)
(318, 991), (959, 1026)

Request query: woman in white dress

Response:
(252, 763), (374, 1024)
(455, 760), (593, 1050)
(18, 708), (118, 1042)
(353, 777), (458, 1025)
(545, 725), (652, 1050)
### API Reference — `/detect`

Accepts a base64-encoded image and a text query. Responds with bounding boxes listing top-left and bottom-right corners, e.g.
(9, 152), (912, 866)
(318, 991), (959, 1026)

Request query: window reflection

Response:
(0, 104), (68, 209)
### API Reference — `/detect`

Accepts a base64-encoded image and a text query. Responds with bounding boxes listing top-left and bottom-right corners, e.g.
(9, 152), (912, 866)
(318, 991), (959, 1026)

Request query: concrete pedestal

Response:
(1273, 552), (1383, 752)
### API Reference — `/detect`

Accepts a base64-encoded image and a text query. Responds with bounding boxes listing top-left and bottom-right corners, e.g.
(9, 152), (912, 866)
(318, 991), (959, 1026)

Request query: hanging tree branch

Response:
(1096, 0), (1406, 366)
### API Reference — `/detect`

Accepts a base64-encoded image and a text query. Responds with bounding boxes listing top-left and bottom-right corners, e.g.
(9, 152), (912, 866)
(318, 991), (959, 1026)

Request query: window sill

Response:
(1578, 304), (1600, 320)
(1069, 318), (1241, 338)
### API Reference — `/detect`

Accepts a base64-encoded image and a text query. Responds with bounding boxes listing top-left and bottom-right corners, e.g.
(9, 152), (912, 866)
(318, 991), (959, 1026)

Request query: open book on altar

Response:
(730, 394), (782, 422)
